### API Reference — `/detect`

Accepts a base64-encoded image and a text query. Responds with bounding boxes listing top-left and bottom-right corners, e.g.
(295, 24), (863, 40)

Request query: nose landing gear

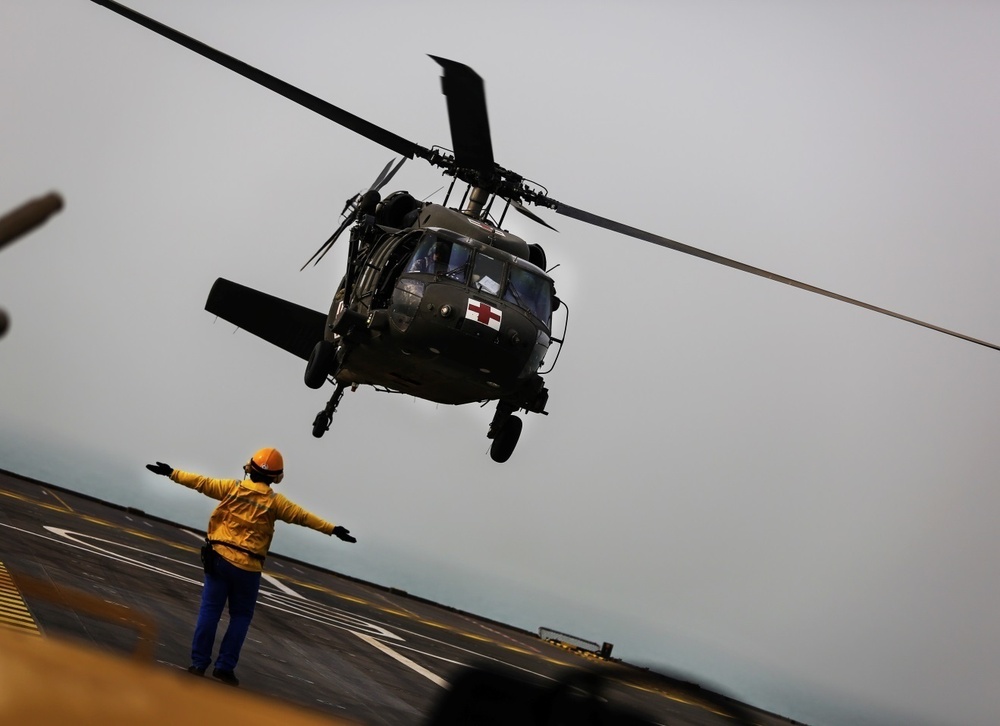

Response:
(312, 382), (346, 438)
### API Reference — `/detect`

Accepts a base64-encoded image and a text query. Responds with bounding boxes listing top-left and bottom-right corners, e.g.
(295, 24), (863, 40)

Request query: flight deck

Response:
(0, 468), (803, 725)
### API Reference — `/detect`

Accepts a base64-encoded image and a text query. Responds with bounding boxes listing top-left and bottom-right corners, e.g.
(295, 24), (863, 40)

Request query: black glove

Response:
(332, 525), (356, 543)
(146, 461), (173, 477)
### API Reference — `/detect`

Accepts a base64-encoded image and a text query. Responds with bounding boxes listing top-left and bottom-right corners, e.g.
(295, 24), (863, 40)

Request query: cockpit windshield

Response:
(406, 233), (471, 281)
(405, 231), (552, 327)
(503, 266), (553, 326)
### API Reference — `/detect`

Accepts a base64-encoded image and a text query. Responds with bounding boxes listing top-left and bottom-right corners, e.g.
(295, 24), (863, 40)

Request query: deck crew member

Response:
(146, 447), (356, 686)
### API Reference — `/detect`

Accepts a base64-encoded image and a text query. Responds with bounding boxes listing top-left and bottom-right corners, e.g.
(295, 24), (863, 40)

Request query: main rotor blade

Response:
(431, 56), (495, 179)
(0, 192), (64, 251)
(554, 202), (1000, 352)
(91, 0), (431, 161)
(508, 198), (557, 231)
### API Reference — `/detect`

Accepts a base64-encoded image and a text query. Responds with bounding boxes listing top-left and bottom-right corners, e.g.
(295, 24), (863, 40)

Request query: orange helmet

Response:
(245, 447), (284, 483)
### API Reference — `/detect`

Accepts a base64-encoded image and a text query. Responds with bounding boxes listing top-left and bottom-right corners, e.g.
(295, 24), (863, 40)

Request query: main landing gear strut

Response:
(488, 402), (522, 463)
(312, 382), (346, 438)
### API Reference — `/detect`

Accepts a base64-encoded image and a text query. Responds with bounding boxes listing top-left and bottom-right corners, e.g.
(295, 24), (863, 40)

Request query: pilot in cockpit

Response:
(411, 243), (449, 275)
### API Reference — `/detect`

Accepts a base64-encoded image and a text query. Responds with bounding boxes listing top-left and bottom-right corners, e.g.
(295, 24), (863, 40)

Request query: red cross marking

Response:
(468, 300), (501, 326)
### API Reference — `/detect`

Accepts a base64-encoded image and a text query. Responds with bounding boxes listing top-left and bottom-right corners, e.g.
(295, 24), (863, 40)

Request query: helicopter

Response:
(92, 0), (999, 463)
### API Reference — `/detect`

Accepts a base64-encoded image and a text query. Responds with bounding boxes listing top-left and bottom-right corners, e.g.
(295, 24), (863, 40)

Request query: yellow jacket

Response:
(170, 470), (336, 572)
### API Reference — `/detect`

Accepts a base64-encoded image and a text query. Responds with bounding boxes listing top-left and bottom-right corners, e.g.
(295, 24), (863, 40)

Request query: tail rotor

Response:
(300, 158), (405, 270)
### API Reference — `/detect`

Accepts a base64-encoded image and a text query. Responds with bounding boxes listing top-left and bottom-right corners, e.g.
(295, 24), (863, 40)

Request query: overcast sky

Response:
(3, 2), (1000, 725)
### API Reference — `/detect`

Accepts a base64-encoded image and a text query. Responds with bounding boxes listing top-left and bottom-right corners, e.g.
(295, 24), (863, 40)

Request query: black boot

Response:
(212, 668), (239, 686)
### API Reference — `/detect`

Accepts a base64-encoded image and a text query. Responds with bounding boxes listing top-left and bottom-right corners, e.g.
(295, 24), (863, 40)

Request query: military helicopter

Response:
(93, 0), (999, 463)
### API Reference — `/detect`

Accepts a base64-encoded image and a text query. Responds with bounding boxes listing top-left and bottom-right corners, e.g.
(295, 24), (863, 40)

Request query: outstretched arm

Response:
(145, 462), (233, 501)
(273, 494), (357, 543)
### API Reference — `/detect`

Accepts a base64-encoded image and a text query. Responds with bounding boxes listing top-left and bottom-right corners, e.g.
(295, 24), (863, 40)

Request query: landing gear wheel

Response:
(312, 412), (331, 438)
(311, 382), (346, 439)
(489, 415), (522, 463)
(304, 340), (337, 389)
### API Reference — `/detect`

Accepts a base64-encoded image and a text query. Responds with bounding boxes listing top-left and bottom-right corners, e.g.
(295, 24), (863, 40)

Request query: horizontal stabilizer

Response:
(205, 278), (327, 361)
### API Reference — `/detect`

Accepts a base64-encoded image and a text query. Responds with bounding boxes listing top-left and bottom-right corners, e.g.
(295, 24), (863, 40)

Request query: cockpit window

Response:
(471, 253), (505, 296)
(503, 266), (553, 325)
(406, 234), (471, 281)
(406, 232), (552, 326)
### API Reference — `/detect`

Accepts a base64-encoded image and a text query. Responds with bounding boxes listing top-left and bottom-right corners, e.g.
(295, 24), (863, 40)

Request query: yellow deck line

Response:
(0, 560), (41, 635)
(42, 487), (75, 513)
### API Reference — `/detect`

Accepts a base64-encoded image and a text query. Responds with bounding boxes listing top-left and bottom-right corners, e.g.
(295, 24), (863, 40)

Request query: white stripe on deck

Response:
(354, 631), (449, 688)
(262, 573), (304, 598)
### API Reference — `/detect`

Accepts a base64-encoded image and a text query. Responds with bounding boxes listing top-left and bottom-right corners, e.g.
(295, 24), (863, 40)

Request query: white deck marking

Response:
(262, 573), (303, 598)
(354, 631), (448, 688)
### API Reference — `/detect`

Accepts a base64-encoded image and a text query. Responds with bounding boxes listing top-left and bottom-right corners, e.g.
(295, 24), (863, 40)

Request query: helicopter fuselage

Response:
(323, 203), (555, 414)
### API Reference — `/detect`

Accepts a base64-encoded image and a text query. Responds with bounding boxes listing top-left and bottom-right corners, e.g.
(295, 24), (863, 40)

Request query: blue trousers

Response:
(191, 556), (262, 671)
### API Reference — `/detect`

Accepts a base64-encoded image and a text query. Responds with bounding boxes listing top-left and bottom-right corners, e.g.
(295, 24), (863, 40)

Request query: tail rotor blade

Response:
(372, 157), (406, 192)
(300, 215), (353, 271)
(368, 159), (396, 193)
(302, 156), (406, 272)
(311, 216), (352, 266)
